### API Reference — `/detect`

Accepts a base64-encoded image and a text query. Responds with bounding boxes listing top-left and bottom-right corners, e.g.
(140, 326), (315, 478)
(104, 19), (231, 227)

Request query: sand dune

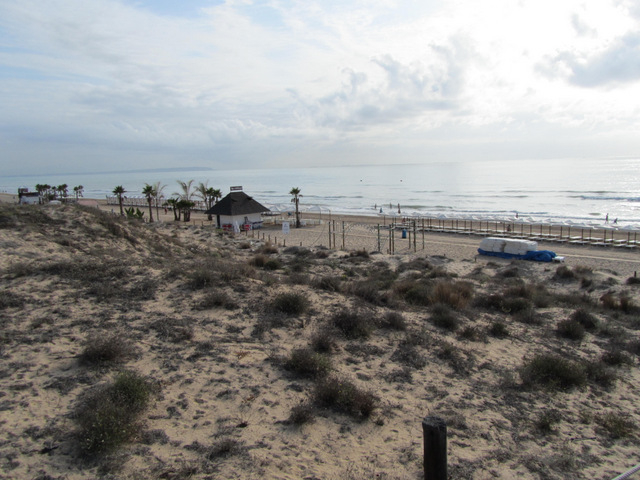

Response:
(1, 202), (639, 479)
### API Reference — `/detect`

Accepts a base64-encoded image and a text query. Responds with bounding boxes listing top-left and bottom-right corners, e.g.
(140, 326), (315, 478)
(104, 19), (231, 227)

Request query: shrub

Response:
(379, 311), (407, 331)
(601, 349), (633, 366)
(554, 265), (575, 280)
(600, 293), (618, 310)
(330, 310), (374, 339)
(79, 334), (135, 365)
(196, 290), (238, 310)
(430, 303), (459, 331)
(391, 342), (426, 369)
(626, 276), (640, 285)
(258, 243), (278, 254)
(250, 254), (268, 268)
(556, 319), (585, 341)
(0, 291), (24, 309)
(596, 412), (635, 439)
(349, 280), (383, 305)
(287, 402), (316, 425)
(310, 327), (338, 353)
(429, 281), (473, 310)
(488, 321), (509, 338)
(75, 371), (155, 454)
(349, 249), (370, 259)
(283, 348), (332, 378)
(520, 354), (587, 391)
(534, 409), (562, 434)
(585, 360), (617, 388)
(271, 292), (310, 315)
(313, 275), (342, 292)
(312, 375), (378, 419)
(401, 282), (432, 306)
(263, 258), (282, 271)
(569, 308), (599, 331)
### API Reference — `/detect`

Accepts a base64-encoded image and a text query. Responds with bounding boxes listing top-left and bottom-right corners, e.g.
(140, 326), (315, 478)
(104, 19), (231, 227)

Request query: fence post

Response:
(377, 224), (381, 252)
(342, 221), (345, 249)
(423, 416), (447, 480)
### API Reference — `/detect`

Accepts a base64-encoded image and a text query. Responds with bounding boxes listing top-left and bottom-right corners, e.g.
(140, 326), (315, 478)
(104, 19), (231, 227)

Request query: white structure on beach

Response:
(205, 189), (270, 231)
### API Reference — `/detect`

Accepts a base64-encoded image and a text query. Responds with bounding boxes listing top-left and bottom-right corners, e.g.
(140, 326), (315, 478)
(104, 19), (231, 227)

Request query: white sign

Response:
(282, 222), (290, 234)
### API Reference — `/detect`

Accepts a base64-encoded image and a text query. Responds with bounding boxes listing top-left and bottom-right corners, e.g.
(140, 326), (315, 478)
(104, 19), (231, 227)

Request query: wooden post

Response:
(423, 416), (447, 480)
(328, 221), (332, 249)
(413, 220), (417, 252)
(342, 221), (345, 249)
(332, 221), (336, 250)
(377, 224), (381, 252)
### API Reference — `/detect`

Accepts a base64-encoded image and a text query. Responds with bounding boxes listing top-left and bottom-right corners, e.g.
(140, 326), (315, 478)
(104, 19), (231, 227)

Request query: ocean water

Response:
(2, 158), (640, 227)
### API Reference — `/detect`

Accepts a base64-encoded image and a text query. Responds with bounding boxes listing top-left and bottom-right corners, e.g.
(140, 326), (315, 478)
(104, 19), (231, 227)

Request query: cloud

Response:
(542, 32), (640, 87)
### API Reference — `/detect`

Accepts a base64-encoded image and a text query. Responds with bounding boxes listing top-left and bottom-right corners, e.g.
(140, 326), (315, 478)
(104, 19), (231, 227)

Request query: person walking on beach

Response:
(605, 213), (609, 223)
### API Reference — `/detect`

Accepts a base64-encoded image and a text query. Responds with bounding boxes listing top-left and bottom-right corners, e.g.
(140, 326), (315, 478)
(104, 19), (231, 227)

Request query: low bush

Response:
(250, 254), (268, 268)
(79, 334), (135, 365)
(312, 375), (378, 419)
(569, 308), (599, 331)
(401, 281), (432, 306)
(585, 360), (617, 389)
(263, 258), (282, 270)
(625, 276), (640, 285)
(556, 319), (586, 341)
(330, 309), (374, 339)
(196, 290), (238, 310)
(0, 291), (24, 309)
(379, 311), (407, 331)
(310, 327), (338, 353)
(519, 354), (587, 391)
(75, 370), (155, 454)
(283, 348), (332, 378)
(430, 303), (459, 331)
(257, 243), (278, 254)
(597, 412), (635, 439)
(554, 265), (575, 280)
(391, 342), (426, 369)
(313, 275), (342, 292)
(271, 292), (310, 315)
(429, 281), (473, 310)
(534, 409), (562, 434)
(287, 401), (316, 425)
(601, 349), (634, 366)
(488, 321), (509, 338)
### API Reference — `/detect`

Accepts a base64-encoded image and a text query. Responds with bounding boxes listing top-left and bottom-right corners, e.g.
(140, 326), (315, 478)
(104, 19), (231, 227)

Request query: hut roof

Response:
(205, 191), (270, 216)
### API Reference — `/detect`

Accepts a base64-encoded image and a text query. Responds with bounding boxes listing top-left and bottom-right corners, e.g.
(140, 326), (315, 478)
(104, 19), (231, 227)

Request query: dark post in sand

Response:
(422, 416), (447, 480)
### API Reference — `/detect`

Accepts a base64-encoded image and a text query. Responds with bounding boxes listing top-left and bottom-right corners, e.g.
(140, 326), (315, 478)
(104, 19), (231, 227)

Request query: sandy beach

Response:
(1, 197), (640, 479)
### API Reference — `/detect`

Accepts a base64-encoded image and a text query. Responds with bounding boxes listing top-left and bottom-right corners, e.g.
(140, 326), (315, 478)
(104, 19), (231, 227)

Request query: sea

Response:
(2, 157), (640, 228)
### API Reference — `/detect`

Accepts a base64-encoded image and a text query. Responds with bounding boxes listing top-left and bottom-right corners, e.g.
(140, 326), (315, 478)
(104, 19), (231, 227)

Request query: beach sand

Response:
(1, 197), (640, 479)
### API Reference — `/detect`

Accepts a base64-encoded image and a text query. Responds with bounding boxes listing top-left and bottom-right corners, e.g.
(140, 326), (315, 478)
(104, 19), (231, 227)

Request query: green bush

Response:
(75, 371), (155, 454)
(520, 354), (587, 391)
(569, 308), (599, 331)
(271, 292), (310, 315)
(312, 375), (378, 419)
(284, 348), (332, 378)
(287, 401), (316, 425)
(313, 275), (342, 292)
(556, 319), (586, 341)
(488, 321), (509, 338)
(330, 310), (374, 339)
(597, 412), (635, 439)
(430, 303), (459, 331)
(379, 311), (407, 331)
(79, 334), (135, 365)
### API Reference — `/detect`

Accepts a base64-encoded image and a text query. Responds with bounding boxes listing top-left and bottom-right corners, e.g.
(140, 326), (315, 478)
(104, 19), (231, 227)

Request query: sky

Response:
(1, 0), (640, 175)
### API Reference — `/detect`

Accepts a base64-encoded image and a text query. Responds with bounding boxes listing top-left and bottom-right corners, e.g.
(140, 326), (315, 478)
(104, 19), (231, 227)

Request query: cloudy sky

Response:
(1, 0), (640, 175)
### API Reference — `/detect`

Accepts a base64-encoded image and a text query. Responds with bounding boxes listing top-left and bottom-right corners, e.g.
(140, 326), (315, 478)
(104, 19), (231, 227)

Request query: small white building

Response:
(18, 188), (40, 205)
(205, 190), (270, 231)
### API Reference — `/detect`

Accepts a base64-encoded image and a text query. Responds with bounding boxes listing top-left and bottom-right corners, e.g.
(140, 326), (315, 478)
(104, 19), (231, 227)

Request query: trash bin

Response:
(402, 229), (407, 239)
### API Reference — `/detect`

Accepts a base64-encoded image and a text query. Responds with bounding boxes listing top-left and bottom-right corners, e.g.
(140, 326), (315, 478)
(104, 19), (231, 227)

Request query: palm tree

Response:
(174, 180), (195, 222)
(73, 185), (84, 201)
(142, 184), (155, 222)
(195, 182), (217, 220)
(290, 187), (302, 228)
(112, 185), (126, 216)
(152, 181), (166, 220)
(212, 188), (222, 204)
(166, 198), (180, 221)
(57, 184), (68, 202)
